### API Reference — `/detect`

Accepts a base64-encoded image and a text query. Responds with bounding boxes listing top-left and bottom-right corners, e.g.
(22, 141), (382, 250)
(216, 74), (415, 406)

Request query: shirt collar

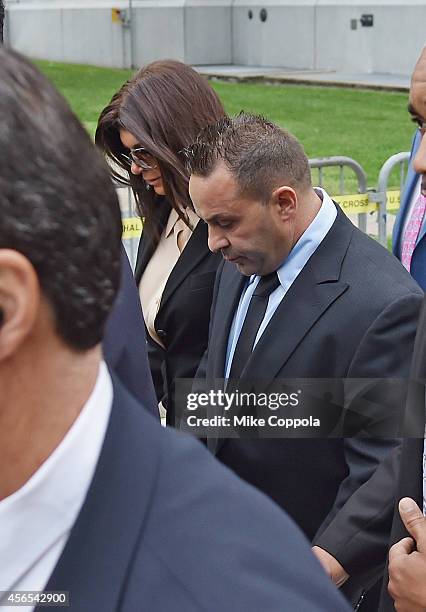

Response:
(165, 207), (199, 238)
(165, 208), (180, 237)
(0, 361), (113, 591)
(276, 187), (336, 283)
(248, 187), (337, 289)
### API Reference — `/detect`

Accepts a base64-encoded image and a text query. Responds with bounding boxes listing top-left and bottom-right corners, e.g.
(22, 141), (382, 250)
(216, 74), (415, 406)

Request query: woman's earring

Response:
(146, 184), (152, 191)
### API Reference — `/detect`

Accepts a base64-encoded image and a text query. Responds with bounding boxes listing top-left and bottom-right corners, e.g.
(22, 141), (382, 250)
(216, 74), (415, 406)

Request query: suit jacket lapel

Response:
(159, 221), (211, 310)
(134, 233), (156, 284)
(416, 220), (426, 247)
(134, 200), (172, 283)
(235, 208), (352, 387)
(206, 265), (246, 455)
(242, 275), (348, 387)
(38, 378), (158, 612)
(210, 263), (247, 380)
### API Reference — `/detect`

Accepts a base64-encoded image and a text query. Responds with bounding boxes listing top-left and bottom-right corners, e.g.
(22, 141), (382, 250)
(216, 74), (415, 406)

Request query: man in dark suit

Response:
(186, 113), (423, 598)
(0, 46), (351, 611)
(104, 245), (157, 412)
(313, 296), (426, 611)
(316, 47), (426, 611)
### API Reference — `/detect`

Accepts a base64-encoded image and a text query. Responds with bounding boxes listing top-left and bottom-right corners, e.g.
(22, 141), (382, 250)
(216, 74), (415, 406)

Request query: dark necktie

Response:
(229, 271), (280, 379)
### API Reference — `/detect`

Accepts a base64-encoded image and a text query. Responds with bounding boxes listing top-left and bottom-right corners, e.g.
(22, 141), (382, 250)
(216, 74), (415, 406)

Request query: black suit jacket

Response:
(378, 440), (424, 611)
(135, 201), (221, 423)
(319, 297), (426, 611)
(195, 208), (422, 561)
(103, 246), (157, 415)
(37, 375), (351, 612)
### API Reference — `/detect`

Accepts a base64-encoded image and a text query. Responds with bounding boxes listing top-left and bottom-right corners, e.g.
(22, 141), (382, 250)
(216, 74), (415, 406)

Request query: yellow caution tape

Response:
(121, 191), (403, 239)
(333, 191), (402, 216)
(386, 190), (401, 213)
(122, 217), (143, 239)
(333, 194), (376, 215)
(111, 8), (122, 23)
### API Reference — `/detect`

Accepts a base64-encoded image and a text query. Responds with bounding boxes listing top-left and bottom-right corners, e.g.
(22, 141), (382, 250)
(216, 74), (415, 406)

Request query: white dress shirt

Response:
(0, 362), (112, 612)
(225, 188), (337, 378)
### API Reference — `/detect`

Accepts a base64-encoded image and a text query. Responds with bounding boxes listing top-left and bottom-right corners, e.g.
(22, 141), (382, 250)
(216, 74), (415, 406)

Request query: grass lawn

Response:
(35, 60), (414, 193)
(34, 60), (134, 136)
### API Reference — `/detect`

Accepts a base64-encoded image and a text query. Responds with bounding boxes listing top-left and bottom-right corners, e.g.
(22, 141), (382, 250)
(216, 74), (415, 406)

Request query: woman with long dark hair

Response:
(96, 60), (225, 423)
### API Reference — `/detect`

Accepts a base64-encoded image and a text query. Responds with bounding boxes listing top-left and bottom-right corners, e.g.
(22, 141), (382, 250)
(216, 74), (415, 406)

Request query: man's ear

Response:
(0, 250), (40, 360)
(271, 186), (298, 220)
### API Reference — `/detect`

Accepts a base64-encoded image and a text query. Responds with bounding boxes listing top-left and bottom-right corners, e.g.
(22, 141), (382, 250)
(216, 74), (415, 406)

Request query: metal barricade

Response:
(118, 157), (370, 268)
(369, 152), (410, 246)
(309, 156), (368, 233)
(117, 153), (409, 264)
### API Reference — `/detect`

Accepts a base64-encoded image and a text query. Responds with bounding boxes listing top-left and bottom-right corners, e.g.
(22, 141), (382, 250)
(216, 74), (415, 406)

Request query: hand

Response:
(312, 545), (349, 588)
(388, 497), (426, 611)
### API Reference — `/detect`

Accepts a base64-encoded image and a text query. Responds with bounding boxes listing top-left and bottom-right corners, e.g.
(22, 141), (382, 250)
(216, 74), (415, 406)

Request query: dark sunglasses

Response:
(122, 146), (158, 170)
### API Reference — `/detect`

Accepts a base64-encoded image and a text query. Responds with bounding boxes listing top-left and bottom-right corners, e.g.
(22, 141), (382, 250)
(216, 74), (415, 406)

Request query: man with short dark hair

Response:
(187, 113), (423, 602)
(0, 47), (350, 612)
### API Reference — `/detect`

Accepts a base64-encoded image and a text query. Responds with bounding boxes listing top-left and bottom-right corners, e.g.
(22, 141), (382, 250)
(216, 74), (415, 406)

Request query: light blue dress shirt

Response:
(224, 189), (337, 378)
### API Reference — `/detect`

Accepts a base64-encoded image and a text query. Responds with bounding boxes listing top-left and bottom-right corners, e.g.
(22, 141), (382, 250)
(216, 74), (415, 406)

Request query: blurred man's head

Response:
(0, 47), (122, 366)
(187, 113), (318, 276)
(409, 47), (426, 193)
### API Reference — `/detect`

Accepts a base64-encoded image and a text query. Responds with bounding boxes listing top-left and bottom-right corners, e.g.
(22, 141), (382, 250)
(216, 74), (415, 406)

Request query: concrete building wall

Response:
(315, 0), (425, 75)
(6, 2), (131, 67)
(185, 1), (231, 65)
(5, 0), (232, 68)
(232, 0), (315, 68)
(131, 3), (185, 67)
(231, 0), (425, 74)
(3, 0), (426, 75)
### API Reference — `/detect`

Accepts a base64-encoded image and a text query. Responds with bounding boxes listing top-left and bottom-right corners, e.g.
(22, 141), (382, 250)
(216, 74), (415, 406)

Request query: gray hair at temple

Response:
(0, 47), (122, 349)
(184, 112), (312, 203)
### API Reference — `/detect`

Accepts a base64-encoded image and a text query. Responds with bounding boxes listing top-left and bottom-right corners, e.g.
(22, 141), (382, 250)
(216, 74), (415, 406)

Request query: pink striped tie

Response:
(401, 193), (426, 272)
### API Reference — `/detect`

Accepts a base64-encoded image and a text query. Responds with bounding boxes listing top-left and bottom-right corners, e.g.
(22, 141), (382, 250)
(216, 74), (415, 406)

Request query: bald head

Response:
(409, 47), (426, 186)
(412, 47), (426, 85)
